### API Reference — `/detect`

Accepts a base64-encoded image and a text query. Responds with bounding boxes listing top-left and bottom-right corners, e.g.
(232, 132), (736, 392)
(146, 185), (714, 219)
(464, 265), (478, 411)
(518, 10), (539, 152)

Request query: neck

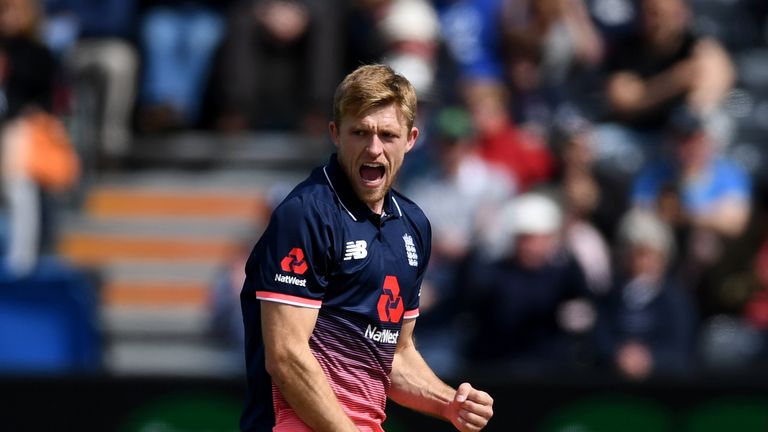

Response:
(367, 200), (385, 215)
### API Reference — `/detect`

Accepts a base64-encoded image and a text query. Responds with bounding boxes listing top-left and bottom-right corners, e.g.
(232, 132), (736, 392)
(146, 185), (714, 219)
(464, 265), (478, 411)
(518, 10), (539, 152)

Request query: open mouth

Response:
(359, 163), (385, 186)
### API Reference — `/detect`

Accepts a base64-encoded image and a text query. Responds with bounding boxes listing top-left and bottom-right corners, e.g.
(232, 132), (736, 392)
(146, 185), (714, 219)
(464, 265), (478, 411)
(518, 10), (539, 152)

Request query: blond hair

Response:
(333, 64), (417, 129)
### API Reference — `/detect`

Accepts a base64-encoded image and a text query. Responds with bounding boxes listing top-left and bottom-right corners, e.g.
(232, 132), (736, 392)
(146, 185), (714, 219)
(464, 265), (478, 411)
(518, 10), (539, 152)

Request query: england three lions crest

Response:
(402, 234), (418, 267)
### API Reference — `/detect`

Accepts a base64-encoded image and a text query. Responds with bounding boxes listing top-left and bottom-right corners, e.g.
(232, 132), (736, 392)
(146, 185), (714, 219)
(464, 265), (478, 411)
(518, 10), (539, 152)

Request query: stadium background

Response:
(2, 0), (768, 430)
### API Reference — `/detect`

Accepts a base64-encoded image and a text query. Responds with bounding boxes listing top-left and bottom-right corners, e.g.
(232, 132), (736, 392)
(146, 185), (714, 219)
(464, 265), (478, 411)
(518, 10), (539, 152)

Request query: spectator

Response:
(405, 106), (514, 377)
(593, 0), (735, 176)
(596, 209), (697, 380)
(209, 245), (248, 372)
(137, 0), (227, 132)
(0, 0), (63, 276)
(0, 0), (54, 119)
(44, 0), (139, 160)
(632, 113), (751, 297)
(557, 124), (612, 294)
(465, 192), (595, 376)
(212, 0), (343, 133)
(501, 0), (604, 134)
(377, 0), (440, 100)
(435, 0), (506, 86)
(633, 116), (751, 239)
(464, 80), (555, 191)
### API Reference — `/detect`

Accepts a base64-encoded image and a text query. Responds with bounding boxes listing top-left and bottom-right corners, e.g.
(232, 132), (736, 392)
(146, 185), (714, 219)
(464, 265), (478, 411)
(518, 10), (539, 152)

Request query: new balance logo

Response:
(343, 240), (367, 261)
(281, 248), (308, 275)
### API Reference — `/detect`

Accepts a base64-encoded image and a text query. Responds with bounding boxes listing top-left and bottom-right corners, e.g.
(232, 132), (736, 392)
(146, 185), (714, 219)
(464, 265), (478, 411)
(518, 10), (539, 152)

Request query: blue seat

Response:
(0, 257), (101, 373)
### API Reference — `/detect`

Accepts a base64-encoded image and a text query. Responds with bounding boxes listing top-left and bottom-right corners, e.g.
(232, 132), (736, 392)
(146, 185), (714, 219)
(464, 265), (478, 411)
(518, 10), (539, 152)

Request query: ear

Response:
(329, 121), (340, 148)
(405, 127), (419, 153)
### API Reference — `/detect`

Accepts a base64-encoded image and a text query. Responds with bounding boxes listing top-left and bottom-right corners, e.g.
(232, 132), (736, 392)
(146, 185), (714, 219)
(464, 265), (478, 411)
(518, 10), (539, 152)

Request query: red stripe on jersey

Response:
(403, 308), (419, 319)
(256, 291), (322, 308)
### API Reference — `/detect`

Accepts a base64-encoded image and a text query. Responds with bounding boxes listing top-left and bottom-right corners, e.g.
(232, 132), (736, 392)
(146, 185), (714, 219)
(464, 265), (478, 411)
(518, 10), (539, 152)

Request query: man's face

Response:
(628, 245), (667, 280)
(641, 0), (687, 43)
(329, 103), (418, 213)
(675, 131), (711, 172)
(514, 232), (559, 270)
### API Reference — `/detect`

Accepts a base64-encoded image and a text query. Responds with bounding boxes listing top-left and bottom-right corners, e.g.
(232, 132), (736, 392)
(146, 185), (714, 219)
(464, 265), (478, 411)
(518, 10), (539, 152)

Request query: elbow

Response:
(264, 347), (293, 382)
(264, 343), (307, 384)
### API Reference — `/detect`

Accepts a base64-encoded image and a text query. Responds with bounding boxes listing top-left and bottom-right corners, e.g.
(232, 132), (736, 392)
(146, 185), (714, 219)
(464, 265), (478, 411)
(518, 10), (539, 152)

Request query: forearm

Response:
(563, 0), (603, 65)
(268, 348), (357, 432)
(692, 201), (749, 238)
(636, 60), (696, 111)
(607, 61), (695, 116)
(686, 39), (735, 114)
(261, 302), (357, 431)
(389, 344), (455, 420)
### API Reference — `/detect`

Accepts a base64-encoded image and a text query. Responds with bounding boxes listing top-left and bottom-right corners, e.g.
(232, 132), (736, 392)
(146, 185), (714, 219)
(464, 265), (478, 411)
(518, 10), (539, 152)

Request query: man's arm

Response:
(261, 301), (357, 432)
(388, 320), (494, 431)
(606, 38), (734, 118)
(692, 197), (750, 238)
(686, 38), (735, 115)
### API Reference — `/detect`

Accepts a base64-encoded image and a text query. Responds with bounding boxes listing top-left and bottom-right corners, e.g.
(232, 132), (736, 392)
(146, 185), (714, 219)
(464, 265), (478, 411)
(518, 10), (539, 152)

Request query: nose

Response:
(365, 134), (384, 157)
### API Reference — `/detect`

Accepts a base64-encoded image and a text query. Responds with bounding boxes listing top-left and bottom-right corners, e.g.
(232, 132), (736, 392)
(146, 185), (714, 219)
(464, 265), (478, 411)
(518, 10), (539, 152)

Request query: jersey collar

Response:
(323, 154), (402, 222)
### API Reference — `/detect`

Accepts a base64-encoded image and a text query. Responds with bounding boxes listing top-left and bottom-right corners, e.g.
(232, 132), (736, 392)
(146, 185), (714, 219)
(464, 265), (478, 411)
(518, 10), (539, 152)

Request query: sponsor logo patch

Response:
(274, 273), (307, 287)
(280, 247), (308, 275)
(377, 275), (404, 323)
(364, 324), (400, 344)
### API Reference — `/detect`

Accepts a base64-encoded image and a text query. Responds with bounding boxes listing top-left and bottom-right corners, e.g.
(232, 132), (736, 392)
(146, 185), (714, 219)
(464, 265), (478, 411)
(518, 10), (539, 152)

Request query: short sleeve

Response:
(244, 196), (333, 309)
(718, 160), (751, 201)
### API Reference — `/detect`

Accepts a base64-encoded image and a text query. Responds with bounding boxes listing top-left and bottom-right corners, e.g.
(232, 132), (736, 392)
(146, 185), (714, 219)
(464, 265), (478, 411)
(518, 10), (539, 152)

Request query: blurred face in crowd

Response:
(465, 82), (509, 136)
(641, 0), (689, 47)
(627, 244), (667, 281)
(0, 0), (38, 38)
(514, 232), (559, 269)
(330, 103), (418, 214)
(674, 131), (713, 175)
(437, 137), (472, 178)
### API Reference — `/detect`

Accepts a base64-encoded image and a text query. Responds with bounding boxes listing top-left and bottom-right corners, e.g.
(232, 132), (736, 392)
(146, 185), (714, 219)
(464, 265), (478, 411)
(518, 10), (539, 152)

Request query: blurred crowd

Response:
(3, 0), (768, 381)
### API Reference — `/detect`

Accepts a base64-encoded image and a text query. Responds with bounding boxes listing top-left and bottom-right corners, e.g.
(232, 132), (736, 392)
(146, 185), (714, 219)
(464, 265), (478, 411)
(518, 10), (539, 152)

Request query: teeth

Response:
(363, 163), (383, 168)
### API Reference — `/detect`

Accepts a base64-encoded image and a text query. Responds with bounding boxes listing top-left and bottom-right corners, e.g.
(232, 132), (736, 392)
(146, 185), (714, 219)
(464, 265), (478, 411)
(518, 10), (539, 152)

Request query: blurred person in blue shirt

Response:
(632, 112), (751, 301)
(632, 116), (751, 240)
(435, 0), (506, 85)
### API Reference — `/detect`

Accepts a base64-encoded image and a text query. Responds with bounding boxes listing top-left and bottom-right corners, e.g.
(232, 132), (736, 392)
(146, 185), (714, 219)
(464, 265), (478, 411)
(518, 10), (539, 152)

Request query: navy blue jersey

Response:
(240, 154), (432, 432)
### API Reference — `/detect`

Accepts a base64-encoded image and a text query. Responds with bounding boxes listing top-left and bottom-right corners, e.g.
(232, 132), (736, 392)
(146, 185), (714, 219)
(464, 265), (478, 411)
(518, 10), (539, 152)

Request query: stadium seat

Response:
(0, 257), (101, 373)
